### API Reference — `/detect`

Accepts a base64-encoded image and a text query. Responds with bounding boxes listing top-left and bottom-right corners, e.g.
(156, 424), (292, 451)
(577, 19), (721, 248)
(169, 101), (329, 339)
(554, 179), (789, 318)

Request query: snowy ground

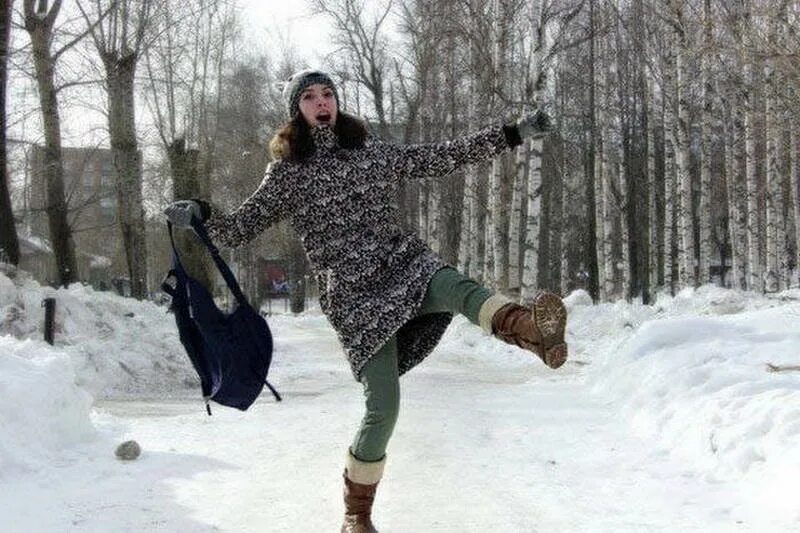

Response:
(1, 267), (799, 532)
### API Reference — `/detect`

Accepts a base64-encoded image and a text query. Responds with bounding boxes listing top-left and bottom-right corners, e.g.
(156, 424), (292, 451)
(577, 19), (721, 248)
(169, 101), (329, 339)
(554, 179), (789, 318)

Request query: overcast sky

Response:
(237, 0), (336, 69)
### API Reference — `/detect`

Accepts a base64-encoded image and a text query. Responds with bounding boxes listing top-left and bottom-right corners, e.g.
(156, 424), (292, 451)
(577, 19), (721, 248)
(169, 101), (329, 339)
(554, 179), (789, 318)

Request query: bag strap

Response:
(167, 220), (248, 306)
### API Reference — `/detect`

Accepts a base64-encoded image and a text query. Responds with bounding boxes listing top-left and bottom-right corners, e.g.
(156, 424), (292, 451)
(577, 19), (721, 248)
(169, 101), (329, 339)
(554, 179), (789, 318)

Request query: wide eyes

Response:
(301, 91), (333, 100)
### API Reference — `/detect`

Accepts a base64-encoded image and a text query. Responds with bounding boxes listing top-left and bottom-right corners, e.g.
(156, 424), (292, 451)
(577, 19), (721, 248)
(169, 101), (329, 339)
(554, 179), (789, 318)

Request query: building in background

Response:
(27, 145), (127, 289)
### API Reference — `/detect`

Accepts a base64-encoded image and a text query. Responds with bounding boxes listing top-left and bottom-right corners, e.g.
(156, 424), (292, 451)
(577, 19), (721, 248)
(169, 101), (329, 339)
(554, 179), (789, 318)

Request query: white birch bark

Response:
(470, 177), (484, 282)
(508, 140), (528, 290)
(428, 179), (441, 254)
(521, 0), (546, 303)
(458, 164), (477, 272)
(459, 8), (483, 282)
(674, 19), (695, 288)
(619, 159), (631, 299)
(522, 138), (542, 302)
(647, 77), (659, 292)
(484, 217), (496, 289)
(560, 173), (571, 296)
(744, 61), (762, 292)
(663, 46), (677, 293)
(488, 0), (509, 291)
(600, 35), (615, 300)
(602, 141), (615, 300)
(698, 0), (713, 285)
(457, 163), (473, 271)
(723, 103), (747, 290)
(593, 138), (607, 300)
(765, 66), (780, 293)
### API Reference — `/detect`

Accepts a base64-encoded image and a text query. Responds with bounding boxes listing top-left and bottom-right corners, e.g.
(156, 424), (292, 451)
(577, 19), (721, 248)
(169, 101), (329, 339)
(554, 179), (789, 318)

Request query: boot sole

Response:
(533, 292), (568, 369)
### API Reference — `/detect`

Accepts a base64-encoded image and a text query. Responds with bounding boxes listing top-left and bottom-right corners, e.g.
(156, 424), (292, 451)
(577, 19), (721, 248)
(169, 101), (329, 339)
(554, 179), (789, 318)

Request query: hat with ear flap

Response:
(282, 69), (340, 119)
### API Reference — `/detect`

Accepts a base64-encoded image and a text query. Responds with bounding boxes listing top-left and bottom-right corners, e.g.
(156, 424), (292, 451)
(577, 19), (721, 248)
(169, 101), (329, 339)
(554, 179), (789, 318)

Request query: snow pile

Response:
(0, 336), (95, 475)
(0, 271), (197, 398)
(587, 287), (800, 521)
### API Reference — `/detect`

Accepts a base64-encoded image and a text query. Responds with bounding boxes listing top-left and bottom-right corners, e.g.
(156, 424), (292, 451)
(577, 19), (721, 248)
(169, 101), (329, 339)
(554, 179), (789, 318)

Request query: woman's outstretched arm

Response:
(380, 109), (551, 181)
(201, 162), (294, 248)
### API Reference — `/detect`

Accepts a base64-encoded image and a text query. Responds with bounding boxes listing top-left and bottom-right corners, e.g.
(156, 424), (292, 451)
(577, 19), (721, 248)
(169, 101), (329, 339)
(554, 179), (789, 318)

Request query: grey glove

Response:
(163, 200), (202, 229)
(516, 108), (553, 139)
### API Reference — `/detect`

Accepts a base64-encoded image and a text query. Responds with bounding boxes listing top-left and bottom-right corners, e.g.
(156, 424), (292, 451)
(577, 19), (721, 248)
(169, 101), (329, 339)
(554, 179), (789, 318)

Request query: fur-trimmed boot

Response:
(341, 452), (385, 533)
(479, 291), (568, 369)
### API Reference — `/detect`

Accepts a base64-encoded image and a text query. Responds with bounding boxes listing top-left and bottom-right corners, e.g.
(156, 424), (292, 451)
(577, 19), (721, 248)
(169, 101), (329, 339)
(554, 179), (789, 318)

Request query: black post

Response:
(42, 297), (55, 344)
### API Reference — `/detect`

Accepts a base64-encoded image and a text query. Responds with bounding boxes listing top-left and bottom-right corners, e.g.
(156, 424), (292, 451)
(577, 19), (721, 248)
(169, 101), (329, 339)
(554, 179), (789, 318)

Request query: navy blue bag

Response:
(162, 220), (281, 414)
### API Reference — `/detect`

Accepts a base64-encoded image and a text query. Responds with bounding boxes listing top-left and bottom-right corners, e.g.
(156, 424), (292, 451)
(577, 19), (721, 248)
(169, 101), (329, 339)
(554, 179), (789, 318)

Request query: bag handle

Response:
(167, 220), (248, 306)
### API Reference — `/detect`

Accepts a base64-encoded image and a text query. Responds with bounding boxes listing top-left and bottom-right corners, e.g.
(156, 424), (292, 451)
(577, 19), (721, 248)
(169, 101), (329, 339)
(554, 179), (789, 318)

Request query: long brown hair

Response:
(269, 112), (368, 163)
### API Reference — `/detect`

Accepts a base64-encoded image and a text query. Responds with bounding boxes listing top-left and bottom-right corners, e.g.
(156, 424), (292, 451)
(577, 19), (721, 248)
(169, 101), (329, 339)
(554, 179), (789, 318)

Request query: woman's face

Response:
(298, 83), (338, 127)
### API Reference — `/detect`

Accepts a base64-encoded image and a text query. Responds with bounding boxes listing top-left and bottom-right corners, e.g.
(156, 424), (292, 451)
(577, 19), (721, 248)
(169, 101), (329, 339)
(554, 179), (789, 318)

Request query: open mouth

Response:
(316, 113), (332, 123)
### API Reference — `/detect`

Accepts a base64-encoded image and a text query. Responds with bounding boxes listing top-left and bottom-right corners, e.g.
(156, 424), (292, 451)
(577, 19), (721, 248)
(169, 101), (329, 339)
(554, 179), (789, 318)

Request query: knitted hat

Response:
(282, 69), (340, 119)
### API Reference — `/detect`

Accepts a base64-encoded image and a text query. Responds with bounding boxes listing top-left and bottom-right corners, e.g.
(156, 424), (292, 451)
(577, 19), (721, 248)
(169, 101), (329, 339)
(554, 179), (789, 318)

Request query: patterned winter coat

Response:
(204, 123), (522, 380)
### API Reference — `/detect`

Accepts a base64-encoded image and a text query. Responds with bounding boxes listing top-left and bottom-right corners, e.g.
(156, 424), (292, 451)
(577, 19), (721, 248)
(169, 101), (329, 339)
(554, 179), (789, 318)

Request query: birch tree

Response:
(457, 0), (488, 281)
(698, 0), (713, 285)
(722, 92), (747, 290)
(646, 74), (659, 292)
(764, 34), (781, 293)
(670, 0), (695, 289)
(520, 0), (585, 302)
(662, 44), (677, 294)
(486, 0), (512, 291)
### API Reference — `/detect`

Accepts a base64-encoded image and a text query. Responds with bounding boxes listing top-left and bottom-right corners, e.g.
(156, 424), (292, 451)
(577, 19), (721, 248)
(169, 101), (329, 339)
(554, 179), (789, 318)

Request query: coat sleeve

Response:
(380, 123), (523, 182)
(203, 162), (293, 248)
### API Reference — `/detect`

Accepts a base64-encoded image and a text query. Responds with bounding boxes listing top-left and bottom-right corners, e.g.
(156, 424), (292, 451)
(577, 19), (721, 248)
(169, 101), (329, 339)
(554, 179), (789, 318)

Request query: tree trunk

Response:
(744, 61), (762, 292)
(560, 167), (571, 295)
(0, 0), (19, 266)
(427, 179), (441, 254)
(584, 0), (599, 302)
(764, 64), (780, 293)
(647, 77), (659, 293)
(723, 102), (747, 290)
(105, 54), (149, 299)
(25, 3), (78, 286)
(674, 16), (695, 289)
(593, 121), (607, 299)
(599, 34), (615, 300)
(698, 0), (713, 285)
(489, 0), (510, 292)
(521, 137), (542, 302)
(508, 141), (527, 291)
(663, 46), (677, 295)
(168, 139), (213, 290)
(619, 159), (631, 299)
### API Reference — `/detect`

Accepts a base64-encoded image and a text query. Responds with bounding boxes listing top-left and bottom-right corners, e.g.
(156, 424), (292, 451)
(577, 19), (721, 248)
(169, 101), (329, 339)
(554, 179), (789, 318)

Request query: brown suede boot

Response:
(480, 292), (568, 369)
(341, 453), (385, 533)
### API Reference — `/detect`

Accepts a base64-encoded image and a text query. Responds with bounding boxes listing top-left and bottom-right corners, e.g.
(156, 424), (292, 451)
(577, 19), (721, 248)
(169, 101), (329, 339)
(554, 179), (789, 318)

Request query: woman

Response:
(165, 69), (567, 533)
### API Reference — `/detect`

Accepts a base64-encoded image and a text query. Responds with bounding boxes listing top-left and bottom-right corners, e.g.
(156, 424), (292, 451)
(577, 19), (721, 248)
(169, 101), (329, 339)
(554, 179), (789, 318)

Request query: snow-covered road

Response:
(1, 321), (769, 532)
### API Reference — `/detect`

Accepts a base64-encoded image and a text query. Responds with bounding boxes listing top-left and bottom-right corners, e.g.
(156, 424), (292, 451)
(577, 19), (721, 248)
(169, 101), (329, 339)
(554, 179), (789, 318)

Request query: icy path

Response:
(0, 315), (778, 532)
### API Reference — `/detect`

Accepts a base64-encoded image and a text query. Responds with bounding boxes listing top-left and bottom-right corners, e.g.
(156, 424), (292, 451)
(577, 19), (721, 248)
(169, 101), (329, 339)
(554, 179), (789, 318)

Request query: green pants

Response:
(350, 267), (492, 462)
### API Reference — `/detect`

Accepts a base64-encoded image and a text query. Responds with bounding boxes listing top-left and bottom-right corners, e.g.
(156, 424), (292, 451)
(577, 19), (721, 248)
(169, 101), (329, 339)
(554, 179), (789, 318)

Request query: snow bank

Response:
(588, 286), (800, 521)
(0, 271), (197, 398)
(0, 337), (95, 475)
